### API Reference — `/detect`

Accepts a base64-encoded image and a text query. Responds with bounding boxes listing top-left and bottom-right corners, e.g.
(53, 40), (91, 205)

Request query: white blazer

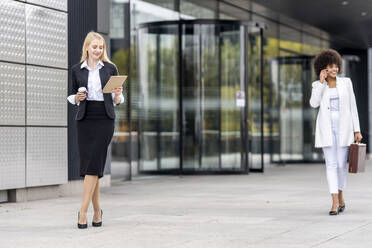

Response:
(309, 76), (360, 148)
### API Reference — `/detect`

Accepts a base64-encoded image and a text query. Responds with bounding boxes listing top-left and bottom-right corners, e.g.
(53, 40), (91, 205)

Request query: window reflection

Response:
(220, 25), (244, 169)
(180, 0), (218, 19)
(109, 0), (335, 178)
(138, 25), (180, 171)
(110, 0), (131, 180)
(138, 21), (264, 172)
(246, 26), (262, 170)
(219, 2), (250, 20)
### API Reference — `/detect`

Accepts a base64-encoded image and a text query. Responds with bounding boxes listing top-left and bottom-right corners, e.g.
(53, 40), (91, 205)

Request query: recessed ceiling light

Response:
(341, 1), (349, 5)
(361, 12), (367, 16)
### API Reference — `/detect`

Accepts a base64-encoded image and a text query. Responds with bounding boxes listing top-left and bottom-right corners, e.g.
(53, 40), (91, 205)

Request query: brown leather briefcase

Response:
(348, 143), (366, 173)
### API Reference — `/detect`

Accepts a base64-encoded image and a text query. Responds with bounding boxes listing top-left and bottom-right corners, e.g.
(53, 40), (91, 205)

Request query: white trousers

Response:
(322, 111), (349, 194)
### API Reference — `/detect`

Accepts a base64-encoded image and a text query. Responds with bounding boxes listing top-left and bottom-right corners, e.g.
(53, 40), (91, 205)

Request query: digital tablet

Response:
(102, 75), (127, 93)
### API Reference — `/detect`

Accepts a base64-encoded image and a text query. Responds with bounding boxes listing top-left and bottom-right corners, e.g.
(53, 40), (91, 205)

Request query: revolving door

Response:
(137, 20), (264, 173)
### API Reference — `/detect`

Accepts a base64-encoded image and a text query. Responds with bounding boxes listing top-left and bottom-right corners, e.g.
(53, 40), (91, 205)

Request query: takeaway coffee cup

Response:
(78, 87), (87, 94)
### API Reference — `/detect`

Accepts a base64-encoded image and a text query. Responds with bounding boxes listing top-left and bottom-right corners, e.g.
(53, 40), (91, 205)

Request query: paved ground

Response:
(1, 162), (372, 248)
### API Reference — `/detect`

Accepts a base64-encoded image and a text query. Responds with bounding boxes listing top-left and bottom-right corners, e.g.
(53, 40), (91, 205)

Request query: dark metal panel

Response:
(67, 0), (98, 180)
(97, 0), (110, 35)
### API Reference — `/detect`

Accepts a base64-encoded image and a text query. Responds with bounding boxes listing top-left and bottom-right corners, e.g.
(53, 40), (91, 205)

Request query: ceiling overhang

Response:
(251, 0), (372, 49)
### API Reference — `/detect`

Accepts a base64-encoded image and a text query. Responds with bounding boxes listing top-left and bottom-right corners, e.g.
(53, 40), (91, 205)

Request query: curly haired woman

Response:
(310, 49), (362, 215)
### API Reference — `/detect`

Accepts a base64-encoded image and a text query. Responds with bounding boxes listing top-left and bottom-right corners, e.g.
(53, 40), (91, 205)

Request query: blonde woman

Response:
(67, 31), (124, 228)
(310, 49), (362, 215)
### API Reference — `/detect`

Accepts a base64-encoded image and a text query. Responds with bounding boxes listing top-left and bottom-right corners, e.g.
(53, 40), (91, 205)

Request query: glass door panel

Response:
(138, 20), (265, 173)
(200, 24), (220, 170)
(269, 55), (322, 163)
(220, 25), (244, 169)
(138, 29), (158, 171)
(138, 25), (179, 171)
(159, 28), (179, 169)
(246, 26), (263, 170)
(182, 24), (201, 170)
(279, 62), (303, 161)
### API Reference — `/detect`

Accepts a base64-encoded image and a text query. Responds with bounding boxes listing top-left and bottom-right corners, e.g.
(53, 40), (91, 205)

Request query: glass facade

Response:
(109, 0), (338, 176)
(137, 20), (263, 172)
(137, 23), (180, 171)
(110, 0), (131, 179)
(250, 14), (329, 164)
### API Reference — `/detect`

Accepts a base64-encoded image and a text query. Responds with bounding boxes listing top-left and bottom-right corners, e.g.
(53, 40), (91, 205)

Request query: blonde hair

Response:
(80, 31), (113, 64)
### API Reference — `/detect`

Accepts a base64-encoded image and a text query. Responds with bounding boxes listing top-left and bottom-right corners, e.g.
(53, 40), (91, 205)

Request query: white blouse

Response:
(67, 60), (124, 106)
(328, 87), (339, 111)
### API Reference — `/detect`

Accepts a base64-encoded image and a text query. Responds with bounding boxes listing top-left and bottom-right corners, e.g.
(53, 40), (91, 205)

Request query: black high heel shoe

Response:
(92, 210), (103, 227)
(329, 210), (339, 215)
(329, 205), (340, 215)
(77, 212), (88, 229)
(338, 204), (346, 213)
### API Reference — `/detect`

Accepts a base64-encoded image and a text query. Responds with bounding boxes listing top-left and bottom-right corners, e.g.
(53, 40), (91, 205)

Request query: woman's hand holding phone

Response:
(319, 69), (328, 83)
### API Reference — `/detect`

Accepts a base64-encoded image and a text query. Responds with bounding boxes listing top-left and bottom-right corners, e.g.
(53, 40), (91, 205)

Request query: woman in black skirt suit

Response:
(67, 31), (124, 229)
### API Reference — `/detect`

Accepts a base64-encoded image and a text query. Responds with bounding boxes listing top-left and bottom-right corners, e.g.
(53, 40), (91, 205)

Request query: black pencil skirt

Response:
(76, 101), (114, 178)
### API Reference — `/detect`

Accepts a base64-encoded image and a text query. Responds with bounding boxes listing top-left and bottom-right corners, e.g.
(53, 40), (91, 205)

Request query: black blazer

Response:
(70, 61), (118, 120)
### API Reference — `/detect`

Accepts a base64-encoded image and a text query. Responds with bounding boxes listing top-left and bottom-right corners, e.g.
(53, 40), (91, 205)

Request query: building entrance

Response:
(137, 20), (265, 173)
(269, 56), (323, 163)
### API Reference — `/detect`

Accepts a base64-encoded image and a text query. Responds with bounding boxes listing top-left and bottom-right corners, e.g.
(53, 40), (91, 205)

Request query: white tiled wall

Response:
(0, 62), (26, 125)
(0, 0), (68, 190)
(26, 127), (67, 187)
(27, 66), (67, 126)
(27, 0), (67, 12)
(0, 127), (26, 190)
(26, 5), (68, 68)
(0, 0), (26, 63)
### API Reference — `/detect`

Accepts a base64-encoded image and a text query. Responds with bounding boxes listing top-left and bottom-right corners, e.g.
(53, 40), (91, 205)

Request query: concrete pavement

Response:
(1, 162), (372, 248)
